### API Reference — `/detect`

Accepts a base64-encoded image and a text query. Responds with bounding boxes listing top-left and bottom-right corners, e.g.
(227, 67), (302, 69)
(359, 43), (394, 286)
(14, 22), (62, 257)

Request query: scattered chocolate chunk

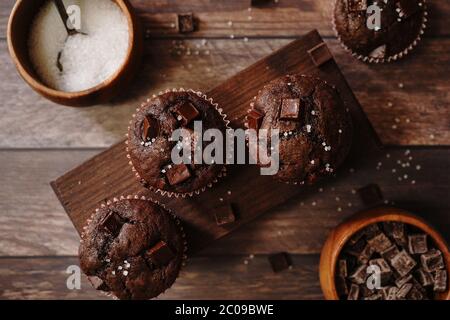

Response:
(336, 276), (348, 296)
(280, 99), (301, 120)
(369, 45), (387, 59)
(396, 0), (419, 19)
(358, 244), (375, 264)
(268, 252), (292, 273)
(408, 234), (428, 254)
(215, 203), (236, 226)
(367, 233), (392, 253)
(174, 102), (200, 126)
(165, 163), (191, 186)
(357, 184), (383, 206)
(338, 259), (348, 277)
(433, 270), (447, 292)
(141, 116), (159, 142)
(247, 109), (264, 131)
(349, 264), (368, 285)
(177, 13), (195, 33)
(395, 274), (412, 288)
(369, 258), (392, 284)
(421, 249), (445, 273)
(145, 241), (175, 267)
(396, 283), (413, 299)
(347, 284), (360, 300)
(347, 0), (368, 12)
(391, 250), (416, 277)
(307, 42), (333, 67)
(100, 211), (125, 236)
(88, 276), (109, 291)
(386, 287), (399, 300)
(381, 245), (400, 262)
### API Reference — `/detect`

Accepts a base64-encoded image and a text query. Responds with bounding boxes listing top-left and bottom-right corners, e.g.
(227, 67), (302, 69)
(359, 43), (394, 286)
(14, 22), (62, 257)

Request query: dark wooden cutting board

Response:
(51, 30), (381, 255)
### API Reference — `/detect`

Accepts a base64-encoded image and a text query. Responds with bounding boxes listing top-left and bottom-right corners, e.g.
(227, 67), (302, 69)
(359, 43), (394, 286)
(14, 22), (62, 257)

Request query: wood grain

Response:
(0, 255), (322, 300)
(0, 37), (449, 147)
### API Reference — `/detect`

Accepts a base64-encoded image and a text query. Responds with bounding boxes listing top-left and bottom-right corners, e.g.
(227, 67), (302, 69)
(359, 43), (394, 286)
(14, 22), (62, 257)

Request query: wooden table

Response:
(0, 0), (449, 300)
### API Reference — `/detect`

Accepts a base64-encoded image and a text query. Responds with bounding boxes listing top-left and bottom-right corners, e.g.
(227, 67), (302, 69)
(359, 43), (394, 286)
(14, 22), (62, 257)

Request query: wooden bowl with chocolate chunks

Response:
(319, 207), (450, 300)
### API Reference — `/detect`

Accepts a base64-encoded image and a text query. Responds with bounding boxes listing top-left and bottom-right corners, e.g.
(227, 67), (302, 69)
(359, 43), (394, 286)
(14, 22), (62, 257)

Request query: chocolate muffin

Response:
(79, 196), (186, 300)
(246, 74), (352, 184)
(333, 0), (427, 63)
(126, 89), (229, 197)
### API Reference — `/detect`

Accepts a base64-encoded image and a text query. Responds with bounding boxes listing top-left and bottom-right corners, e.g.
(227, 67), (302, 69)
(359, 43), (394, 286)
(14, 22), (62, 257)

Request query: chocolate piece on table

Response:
(347, 0), (367, 12)
(391, 250), (417, 277)
(215, 203), (236, 226)
(421, 249), (445, 273)
(307, 42), (333, 67)
(336, 276), (349, 296)
(174, 102), (200, 126)
(165, 163), (191, 186)
(369, 258), (392, 283)
(349, 264), (368, 285)
(141, 116), (159, 142)
(358, 244), (375, 264)
(145, 241), (175, 267)
(177, 13), (195, 33)
(247, 109), (264, 131)
(100, 211), (124, 236)
(396, 283), (413, 299)
(280, 99), (301, 120)
(367, 232), (392, 253)
(347, 284), (360, 300)
(434, 270), (447, 292)
(395, 274), (413, 288)
(268, 252), (292, 273)
(386, 287), (399, 300)
(381, 245), (400, 262)
(396, 0), (420, 19)
(408, 234), (428, 254)
(338, 259), (348, 277)
(416, 268), (434, 287)
(88, 276), (109, 291)
(357, 184), (383, 206)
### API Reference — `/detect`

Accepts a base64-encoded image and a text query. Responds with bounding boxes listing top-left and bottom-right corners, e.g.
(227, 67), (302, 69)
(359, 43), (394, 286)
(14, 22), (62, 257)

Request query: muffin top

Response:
(247, 74), (352, 184)
(127, 90), (227, 196)
(333, 0), (426, 61)
(79, 198), (185, 300)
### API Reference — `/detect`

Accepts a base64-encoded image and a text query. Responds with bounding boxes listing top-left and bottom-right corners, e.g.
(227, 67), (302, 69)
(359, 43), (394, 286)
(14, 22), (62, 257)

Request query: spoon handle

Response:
(53, 0), (76, 35)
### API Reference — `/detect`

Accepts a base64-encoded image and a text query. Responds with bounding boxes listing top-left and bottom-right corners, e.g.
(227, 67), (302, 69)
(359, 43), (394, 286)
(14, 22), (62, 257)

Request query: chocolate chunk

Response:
(433, 270), (447, 292)
(363, 223), (381, 238)
(174, 101), (200, 126)
(307, 42), (333, 67)
(349, 264), (368, 285)
(215, 203), (236, 226)
(346, 238), (367, 257)
(421, 249), (445, 273)
(395, 274), (413, 288)
(347, 284), (360, 300)
(369, 45), (387, 59)
(141, 116), (159, 142)
(348, 229), (365, 246)
(247, 109), (264, 131)
(396, 0), (420, 19)
(408, 234), (428, 254)
(396, 283), (413, 299)
(177, 13), (195, 33)
(391, 250), (416, 277)
(369, 258), (392, 284)
(357, 184), (383, 206)
(336, 276), (349, 296)
(88, 276), (109, 291)
(145, 241), (175, 267)
(268, 252), (292, 273)
(165, 163), (191, 186)
(364, 293), (383, 300)
(347, 0), (367, 12)
(416, 268), (434, 287)
(280, 98), (301, 120)
(383, 221), (407, 247)
(358, 244), (375, 264)
(386, 287), (399, 300)
(381, 245), (400, 262)
(100, 211), (125, 236)
(406, 286), (424, 300)
(338, 259), (348, 277)
(367, 233), (392, 253)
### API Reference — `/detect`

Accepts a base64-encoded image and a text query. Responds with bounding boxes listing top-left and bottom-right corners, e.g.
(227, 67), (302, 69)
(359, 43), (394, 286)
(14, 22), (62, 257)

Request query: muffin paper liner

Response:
(80, 195), (188, 300)
(125, 88), (231, 198)
(332, 0), (428, 64)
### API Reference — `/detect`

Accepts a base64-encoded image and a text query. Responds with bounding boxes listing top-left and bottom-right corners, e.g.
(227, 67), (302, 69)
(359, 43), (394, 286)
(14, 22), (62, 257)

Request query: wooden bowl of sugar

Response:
(319, 207), (450, 300)
(7, 0), (143, 107)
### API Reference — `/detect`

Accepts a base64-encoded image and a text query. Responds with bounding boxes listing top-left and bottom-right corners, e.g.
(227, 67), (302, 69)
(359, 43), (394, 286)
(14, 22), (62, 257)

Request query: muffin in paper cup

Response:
(79, 195), (188, 300)
(332, 0), (428, 63)
(126, 88), (230, 198)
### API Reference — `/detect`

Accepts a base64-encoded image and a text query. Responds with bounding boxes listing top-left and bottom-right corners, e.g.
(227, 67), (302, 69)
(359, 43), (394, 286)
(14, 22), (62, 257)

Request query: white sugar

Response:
(28, 0), (129, 92)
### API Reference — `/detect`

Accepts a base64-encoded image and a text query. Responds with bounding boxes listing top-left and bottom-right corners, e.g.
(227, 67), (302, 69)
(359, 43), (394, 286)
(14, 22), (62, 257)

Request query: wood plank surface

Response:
(1, 147), (448, 257)
(0, 255), (322, 300)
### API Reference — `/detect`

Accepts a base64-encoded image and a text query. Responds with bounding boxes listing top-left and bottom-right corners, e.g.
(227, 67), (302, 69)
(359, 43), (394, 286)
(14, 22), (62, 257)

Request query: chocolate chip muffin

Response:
(246, 74), (352, 184)
(333, 0), (427, 63)
(79, 196), (186, 300)
(126, 89), (229, 197)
